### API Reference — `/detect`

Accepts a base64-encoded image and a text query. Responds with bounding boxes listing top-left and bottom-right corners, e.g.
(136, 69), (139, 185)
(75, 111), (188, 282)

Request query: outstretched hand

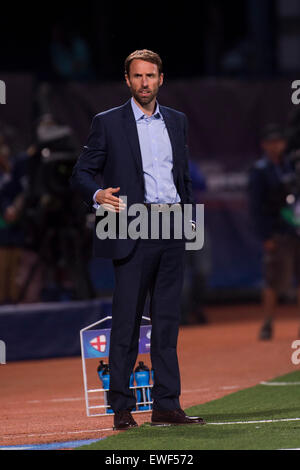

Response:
(95, 187), (126, 212)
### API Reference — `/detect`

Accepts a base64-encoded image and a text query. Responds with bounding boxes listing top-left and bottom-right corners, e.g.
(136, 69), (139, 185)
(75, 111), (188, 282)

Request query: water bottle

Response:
(129, 372), (134, 388)
(134, 361), (151, 410)
(150, 368), (154, 405)
(101, 364), (113, 414)
(97, 360), (107, 381)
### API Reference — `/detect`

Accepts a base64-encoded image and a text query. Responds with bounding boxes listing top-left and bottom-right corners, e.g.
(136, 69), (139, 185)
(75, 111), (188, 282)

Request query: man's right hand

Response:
(95, 187), (126, 212)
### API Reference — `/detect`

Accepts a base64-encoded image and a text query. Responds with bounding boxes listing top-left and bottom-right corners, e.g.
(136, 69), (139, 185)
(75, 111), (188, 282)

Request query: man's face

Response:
(125, 59), (163, 107)
(261, 138), (287, 162)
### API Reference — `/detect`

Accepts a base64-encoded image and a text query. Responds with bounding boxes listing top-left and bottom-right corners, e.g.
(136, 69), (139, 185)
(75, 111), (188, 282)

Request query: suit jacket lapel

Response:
(159, 105), (180, 172)
(122, 100), (144, 178)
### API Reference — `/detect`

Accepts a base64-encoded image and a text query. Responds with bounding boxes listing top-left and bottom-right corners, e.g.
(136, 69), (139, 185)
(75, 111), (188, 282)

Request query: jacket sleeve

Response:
(182, 114), (196, 222)
(70, 115), (107, 210)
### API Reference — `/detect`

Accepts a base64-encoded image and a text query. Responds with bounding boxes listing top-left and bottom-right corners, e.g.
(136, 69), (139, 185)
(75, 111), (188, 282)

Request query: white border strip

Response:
(209, 417), (300, 425)
(260, 381), (300, 386)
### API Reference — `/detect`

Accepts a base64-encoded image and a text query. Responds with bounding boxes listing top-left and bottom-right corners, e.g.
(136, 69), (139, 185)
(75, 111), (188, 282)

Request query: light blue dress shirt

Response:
(130, 97), (180, 204)
(93, 98), (180, 206)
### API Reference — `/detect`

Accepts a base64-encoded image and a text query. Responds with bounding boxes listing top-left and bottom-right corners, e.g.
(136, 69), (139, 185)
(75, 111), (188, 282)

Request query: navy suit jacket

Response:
(70, 99), (196, 259)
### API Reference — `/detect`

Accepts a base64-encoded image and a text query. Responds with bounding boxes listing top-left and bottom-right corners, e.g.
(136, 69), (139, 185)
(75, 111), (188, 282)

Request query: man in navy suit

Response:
(71, 50), (205, 430)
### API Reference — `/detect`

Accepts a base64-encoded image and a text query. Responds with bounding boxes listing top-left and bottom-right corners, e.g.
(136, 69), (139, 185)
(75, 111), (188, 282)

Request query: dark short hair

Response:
(124, 49), (163, 76)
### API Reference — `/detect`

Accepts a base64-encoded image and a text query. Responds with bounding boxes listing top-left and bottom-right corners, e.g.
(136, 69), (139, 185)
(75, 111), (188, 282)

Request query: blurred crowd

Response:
(0, 114), (94, 305)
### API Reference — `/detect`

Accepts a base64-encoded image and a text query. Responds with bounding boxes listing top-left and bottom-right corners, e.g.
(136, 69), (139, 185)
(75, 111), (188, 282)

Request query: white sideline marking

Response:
(209, 417), (300, 425)
(2, 417), (300, 444)
(27, 397), (84, 404)
(260, 381), (300, 386)
(23, 386), (240, 404)
(279, 448), (300, 450)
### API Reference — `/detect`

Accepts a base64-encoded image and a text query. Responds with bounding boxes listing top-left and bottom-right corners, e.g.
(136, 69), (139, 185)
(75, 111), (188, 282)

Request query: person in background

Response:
(248, 123), (300, 340)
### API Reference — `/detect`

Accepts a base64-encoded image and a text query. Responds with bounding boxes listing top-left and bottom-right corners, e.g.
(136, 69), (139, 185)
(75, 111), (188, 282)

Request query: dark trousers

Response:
(108, 211), (186, 412)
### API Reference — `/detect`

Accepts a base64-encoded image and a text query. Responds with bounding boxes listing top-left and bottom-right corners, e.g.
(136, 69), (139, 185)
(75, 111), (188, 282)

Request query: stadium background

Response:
(1, 0), (300, 450)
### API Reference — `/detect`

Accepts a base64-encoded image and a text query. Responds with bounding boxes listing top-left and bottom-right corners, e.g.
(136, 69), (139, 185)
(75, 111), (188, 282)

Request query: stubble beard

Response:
(131, 87), (158, 108)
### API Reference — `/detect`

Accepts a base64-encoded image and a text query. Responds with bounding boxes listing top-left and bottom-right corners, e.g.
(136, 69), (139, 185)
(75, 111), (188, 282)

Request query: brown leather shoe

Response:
(113, 410), (138, 431)
(151, 408), (206, 426)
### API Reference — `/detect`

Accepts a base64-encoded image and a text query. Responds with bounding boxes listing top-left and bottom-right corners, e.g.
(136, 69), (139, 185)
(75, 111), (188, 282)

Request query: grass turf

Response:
(77, 371), (300, 450)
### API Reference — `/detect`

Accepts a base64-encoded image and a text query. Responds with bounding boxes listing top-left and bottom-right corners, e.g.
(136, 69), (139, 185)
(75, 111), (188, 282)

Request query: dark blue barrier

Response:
(0, 299), (113, 362)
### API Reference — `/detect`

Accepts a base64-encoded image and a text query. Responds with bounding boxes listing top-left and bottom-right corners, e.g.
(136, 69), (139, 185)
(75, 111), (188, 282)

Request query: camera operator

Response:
(21, 113), (95, 302)
(4, 114), (95, 303)
(248, 123), (300, 340)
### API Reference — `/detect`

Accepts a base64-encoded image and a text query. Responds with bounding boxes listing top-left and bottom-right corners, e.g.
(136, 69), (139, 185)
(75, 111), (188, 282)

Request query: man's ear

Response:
(159, 73), (164, 87)
(125, 73), (131, 88)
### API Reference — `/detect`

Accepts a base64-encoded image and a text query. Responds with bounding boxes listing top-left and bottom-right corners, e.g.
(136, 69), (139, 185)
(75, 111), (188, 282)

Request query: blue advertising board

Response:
(82, 325), (151, 359)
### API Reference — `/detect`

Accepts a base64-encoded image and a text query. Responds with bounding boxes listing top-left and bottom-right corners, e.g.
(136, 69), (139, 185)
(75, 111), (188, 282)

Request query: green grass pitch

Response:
(77, 371), (300, 450)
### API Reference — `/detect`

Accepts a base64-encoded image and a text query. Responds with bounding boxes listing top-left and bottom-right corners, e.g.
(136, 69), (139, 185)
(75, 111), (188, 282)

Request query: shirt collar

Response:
(131, 97), (161, 121)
